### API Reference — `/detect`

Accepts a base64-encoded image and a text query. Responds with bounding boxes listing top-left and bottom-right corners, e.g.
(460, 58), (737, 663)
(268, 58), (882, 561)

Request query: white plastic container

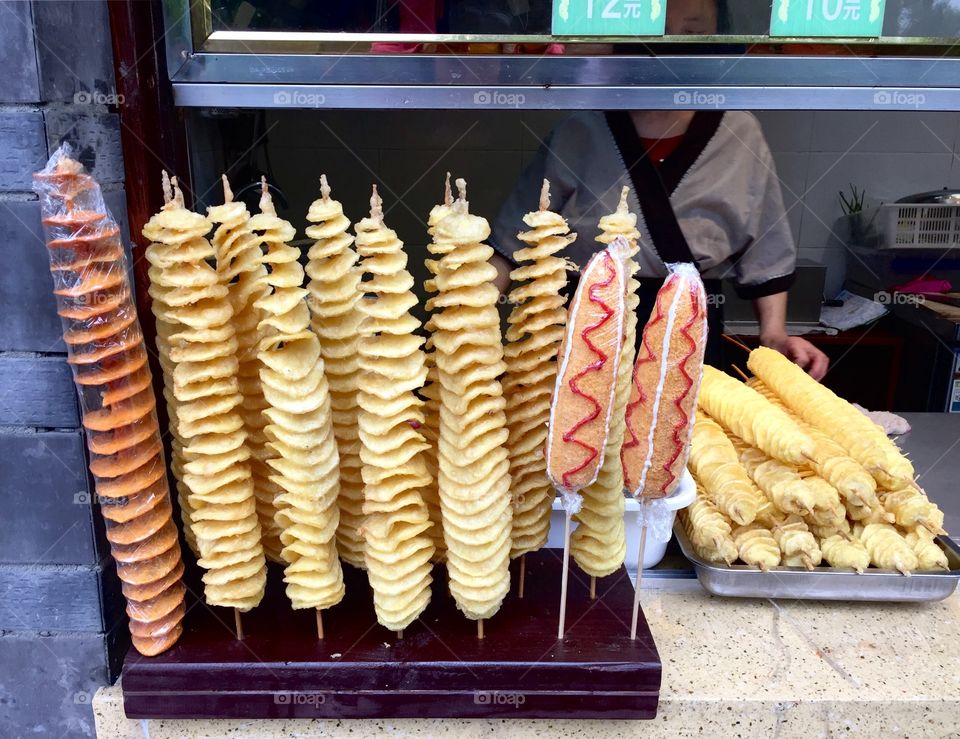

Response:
(544, 468), (697, 571)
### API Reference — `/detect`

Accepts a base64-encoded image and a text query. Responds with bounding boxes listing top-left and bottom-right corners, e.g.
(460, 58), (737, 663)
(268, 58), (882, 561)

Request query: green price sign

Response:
(552, 0), (666, 36)
(769, 0), (886, 37)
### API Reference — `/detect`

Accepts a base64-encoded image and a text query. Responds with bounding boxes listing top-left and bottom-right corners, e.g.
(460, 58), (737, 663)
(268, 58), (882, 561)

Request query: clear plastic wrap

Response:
(33, 144), (185, 657)
(622, 261), (708, 500)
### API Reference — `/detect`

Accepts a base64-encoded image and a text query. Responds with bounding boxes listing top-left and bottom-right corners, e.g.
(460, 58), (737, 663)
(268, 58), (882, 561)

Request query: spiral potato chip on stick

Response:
(679, 485), (738, 565)
(570, 189), (638, 581)
(905, 528), (949, 571)
(419, 174), (456, 564)
(738, 445), (822, 517)
(772, 515), (822, 569)
(36, 149), (187, 656)
(147, 239), (198, 558)
(745, 377), (878, 511)
(857, 523), (917, 574)
(208, 178), (280, 562)
(304, 175), (367, 570)
(732, 524), (781, 570)
(747, 346), (914, 489)
(879, 487), (946, 534)
(503, 180), (576, 563)
(428, 178), (513, 628)
(251, 181), (345, 619)
(143, 176), (266, 616)
(355, 187), (436, 633)
(689, 411), (764, 525)
(821, 533), (869, 573)
(699, 366), (814, 465)
(418, 355), (445, 562)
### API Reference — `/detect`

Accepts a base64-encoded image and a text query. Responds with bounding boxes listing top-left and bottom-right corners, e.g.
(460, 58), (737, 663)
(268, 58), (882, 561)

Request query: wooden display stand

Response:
(122, 550), (661, 719)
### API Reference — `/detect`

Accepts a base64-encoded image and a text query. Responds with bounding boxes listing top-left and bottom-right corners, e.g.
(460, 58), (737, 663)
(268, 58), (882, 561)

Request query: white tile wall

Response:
(241, 108), (960, 299)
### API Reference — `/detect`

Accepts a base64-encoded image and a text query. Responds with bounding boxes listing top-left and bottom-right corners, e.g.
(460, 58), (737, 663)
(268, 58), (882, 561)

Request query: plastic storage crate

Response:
(847, 204), (960, 249)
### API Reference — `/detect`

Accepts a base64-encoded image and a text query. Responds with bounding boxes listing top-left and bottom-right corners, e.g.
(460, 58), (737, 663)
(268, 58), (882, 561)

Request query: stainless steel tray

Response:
(674, 523), (960, 602)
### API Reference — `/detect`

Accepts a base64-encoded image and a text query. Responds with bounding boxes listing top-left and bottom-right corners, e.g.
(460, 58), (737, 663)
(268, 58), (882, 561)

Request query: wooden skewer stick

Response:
(557, 512), (573, 640)
(518, 554), (526, 599)
(234, 608), (244, 641)
(730, 364), (750, 382)
(589, 576), (597, 600)
(477, 619), (485, 640)
(919, 519), (946, 536)
(721, 333), (751, 353)
(397, 629), (404, 640)
(630, 506), (649, 641)
(316, 609), (324, 640)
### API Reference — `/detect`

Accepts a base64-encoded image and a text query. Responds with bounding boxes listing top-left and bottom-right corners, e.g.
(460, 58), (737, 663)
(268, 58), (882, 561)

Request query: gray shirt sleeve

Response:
(732, 136), (797, 298)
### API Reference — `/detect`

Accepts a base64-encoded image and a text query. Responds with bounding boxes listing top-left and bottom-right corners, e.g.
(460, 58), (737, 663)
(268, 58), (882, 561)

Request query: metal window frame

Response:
(163, 0), (960, 110)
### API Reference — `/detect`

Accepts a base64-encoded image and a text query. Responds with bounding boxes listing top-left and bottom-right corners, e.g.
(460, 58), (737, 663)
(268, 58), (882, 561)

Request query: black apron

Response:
(603, 110), (726, 366)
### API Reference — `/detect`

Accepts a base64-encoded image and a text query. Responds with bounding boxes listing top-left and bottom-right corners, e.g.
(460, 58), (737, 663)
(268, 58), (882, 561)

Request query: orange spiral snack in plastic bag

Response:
(34, 144), (185, 656)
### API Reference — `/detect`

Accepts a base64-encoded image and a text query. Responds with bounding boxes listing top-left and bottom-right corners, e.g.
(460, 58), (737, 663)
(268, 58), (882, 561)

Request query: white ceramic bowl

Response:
(544, 468), (697, 572)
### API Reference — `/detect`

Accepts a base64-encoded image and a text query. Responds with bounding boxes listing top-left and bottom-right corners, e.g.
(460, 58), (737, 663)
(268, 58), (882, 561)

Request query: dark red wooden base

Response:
(122, 549), (661, 719)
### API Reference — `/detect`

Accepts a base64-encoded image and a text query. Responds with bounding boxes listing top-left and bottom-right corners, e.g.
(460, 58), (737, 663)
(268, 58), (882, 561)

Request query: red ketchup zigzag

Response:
(621, 279), (667, 492)
(560, 250), (616, 490)
(660, 285), (702, 492)
(621, 275), (703, 496)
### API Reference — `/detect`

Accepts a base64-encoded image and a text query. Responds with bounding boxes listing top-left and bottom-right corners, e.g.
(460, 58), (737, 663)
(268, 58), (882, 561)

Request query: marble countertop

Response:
(94, 586), (960, 738)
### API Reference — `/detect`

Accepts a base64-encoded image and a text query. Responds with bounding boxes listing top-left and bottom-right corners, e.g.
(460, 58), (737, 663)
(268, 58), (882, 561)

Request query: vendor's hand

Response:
(761, 334), (829, 381)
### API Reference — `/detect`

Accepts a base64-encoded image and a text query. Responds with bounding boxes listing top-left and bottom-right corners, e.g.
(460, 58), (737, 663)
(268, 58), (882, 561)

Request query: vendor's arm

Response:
(754, 291), (829, 380)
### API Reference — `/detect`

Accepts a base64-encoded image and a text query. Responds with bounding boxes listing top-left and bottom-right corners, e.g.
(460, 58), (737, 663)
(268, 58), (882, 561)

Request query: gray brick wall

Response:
(0, 2), (125, 737)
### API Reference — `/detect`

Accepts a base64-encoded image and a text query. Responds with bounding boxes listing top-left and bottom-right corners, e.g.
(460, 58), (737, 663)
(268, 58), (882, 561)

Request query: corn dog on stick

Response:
(904, 528), (949, 571)
(680, 489), (738, 565)
(857, 523), (918, 575)
(503, 180), (575, 559)
(689, 411), (764, 525)
(354, 187), (436, 631)
(746, 377), (878, 510)
(143, 179), (266, 611)
(428, 179), (512, 621)
(747, 346), (914, 489)
(570, 187), (637, 577)
(252, 181), (345, 612)
(208, 178), (281, 562)
(304, 175), (367, 569)
(732, 524), (781, 570)
(699, 366), (813, 465)
(879, 488), (946, 534)
(772, 515), (822, 569)
(820, 534), (869, 573)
